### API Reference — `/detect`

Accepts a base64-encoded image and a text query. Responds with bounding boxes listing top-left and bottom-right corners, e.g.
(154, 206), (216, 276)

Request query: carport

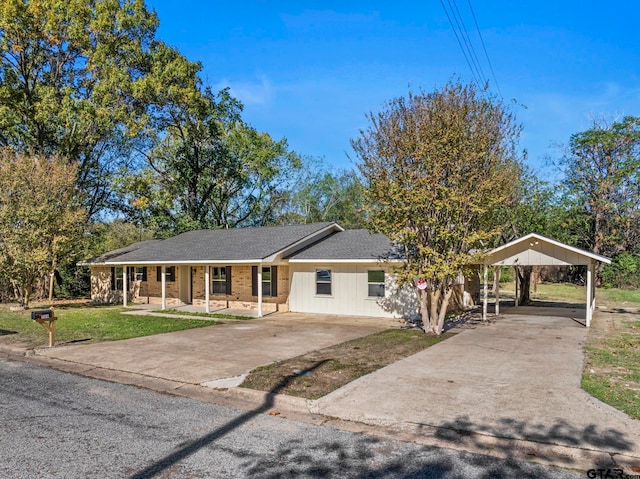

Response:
(480, 233), (611, 326)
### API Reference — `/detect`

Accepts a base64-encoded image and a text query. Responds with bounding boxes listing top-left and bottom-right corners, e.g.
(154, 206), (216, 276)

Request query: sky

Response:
(146, 1), (640, 180)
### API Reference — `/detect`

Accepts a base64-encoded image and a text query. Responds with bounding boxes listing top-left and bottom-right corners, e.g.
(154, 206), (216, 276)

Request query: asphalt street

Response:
(0, 358), (583, 479)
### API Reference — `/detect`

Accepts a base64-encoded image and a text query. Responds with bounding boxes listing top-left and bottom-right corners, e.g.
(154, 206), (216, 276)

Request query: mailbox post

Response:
(31, 309), (57, 347)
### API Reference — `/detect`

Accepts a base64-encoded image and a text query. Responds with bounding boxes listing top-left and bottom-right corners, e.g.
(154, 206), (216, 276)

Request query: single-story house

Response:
(80, 222), (424, 318)
(80, 223), (610, 324)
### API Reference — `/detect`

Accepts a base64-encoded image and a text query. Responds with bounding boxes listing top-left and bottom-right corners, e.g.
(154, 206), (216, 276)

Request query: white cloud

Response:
(214, 74), (275, 106)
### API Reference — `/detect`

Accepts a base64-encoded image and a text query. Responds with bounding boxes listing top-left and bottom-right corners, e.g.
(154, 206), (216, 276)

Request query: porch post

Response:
(257, 265), (263, 318)
(204, 265), (210, 314)
(482, 263), (488, 321)
(122, 267), (128, 307)
(161, 265), (167, 310)
(494, 266), (500, 316)
(586, 261), (593, 327)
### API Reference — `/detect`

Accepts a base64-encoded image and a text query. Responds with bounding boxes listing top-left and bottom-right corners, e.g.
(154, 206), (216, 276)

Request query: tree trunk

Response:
(517, 266), (533, 305)
(48, 271), (55, 302)
(420, 289), (428, 331)
(435, 287), (454, 335)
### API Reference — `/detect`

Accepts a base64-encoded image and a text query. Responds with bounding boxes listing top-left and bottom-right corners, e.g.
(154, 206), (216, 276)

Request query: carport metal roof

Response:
(480, 233), (611, 327)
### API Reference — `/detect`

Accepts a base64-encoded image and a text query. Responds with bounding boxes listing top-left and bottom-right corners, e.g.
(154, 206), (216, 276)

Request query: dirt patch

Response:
(241, 328), (454, 400)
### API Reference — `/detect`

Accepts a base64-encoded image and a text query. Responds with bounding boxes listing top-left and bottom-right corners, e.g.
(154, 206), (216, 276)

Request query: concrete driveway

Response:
(37, 313), (392, 385)
(311, 310), (640, 458)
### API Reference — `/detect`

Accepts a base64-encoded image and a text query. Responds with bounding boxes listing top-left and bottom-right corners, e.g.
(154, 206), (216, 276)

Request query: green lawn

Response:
(499, 281), (640, 306)
(0, 304), (217, 349)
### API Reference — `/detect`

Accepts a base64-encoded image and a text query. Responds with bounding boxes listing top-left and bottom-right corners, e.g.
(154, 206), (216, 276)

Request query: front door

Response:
(179, 265), (191, 304)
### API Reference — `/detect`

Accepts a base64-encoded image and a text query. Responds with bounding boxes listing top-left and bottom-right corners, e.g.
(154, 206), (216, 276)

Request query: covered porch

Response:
(118, 263), (289, 318)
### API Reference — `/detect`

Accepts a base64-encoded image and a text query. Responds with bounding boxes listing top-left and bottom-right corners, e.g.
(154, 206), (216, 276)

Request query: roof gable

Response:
(484, 233), (611, 266)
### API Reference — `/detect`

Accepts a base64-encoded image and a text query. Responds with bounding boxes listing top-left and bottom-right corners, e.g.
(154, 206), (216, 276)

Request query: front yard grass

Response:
(241, 328), (454, 400)
(0, 304), (217, 349)
(582, 312), (640, 420)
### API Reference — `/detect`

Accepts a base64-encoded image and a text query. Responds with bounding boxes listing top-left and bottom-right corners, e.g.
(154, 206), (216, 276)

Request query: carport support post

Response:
(204, 265), (210, 314)
(257, 265), (263, 318)
(585, 261), (595, 328)
(494, 266), (500, 316)
(122, 267), (127, 307)
(514, 266), (519, 308)
(161, 265), (167, 310)
(482, 263), (488, 321)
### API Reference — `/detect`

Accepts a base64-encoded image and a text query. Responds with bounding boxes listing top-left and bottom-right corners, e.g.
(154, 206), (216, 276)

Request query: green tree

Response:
(0, 0), (201, 218)
(278, 159), (366, 228)
(499, 168), (559, 304)
(561, 116), (640, 257)
(118, 88), (300, 233)
(0, 149), (87, 307)
(353, 82), (522, 335)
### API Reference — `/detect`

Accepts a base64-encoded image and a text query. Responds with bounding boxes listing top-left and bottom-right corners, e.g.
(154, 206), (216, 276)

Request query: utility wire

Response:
(439, 0), (482, 87)
(448, 0), (487, 85)
(466, 0), (502, 97)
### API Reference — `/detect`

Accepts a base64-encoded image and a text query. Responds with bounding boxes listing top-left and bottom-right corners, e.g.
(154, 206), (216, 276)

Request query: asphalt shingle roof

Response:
(83, 222), (340, 264)
(288, 230), (398, 261)
(80, 240), (163, 265)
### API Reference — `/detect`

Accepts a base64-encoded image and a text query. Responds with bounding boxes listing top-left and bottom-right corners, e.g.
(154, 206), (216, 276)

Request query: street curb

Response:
(3, 350), (639, 474)
(222, 386), (312, 414)
(0, 344), (35, 357)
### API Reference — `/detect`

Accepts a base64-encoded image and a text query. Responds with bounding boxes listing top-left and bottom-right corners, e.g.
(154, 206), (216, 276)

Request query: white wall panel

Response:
(289, 263), (418, 319)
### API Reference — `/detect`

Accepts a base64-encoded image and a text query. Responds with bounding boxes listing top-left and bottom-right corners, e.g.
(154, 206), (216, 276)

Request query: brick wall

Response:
(91, 266), (121, 303)
(190, 265), (289, 305)
(91, 264), (289, 308)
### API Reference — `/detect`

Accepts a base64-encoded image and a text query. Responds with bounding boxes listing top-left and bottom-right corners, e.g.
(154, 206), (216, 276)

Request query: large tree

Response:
(278, 159), (366, 228)
(561, 116), (640, 258)
(354, 82), (522, 335)
(0, 0), (200, 218)
(0, 149), (86, 307)
(117, 88), (300, 233)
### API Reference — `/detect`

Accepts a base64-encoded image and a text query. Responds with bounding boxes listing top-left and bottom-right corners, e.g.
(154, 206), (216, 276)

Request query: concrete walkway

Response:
(36, 312), (393, 385)
(311, 312), (640, 459)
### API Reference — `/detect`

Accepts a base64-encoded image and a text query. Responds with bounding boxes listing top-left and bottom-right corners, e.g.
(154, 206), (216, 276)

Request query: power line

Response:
(439, 0), (482, 87)
(466, 0), (502, 97)
(440, 0), (503, 98)
(448, 0), (487, 85)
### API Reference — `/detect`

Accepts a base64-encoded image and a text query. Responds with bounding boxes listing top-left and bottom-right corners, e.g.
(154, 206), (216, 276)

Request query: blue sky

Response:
(147, 1), (640, 179)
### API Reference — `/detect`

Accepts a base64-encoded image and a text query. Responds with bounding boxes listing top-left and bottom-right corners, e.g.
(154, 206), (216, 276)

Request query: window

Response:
(368, 270), (385, 298)
(135, 267), (147, 282)
(111, 267), (123, 291)
(251, 266), (278, 297)
(212, 267), (227, 295)
(316, 269), (332, 295)
(262, 267), (271, 296)
(156, 266), (175, 282)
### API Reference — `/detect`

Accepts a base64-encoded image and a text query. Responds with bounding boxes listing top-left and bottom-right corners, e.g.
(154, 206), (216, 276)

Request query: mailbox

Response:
(30, 309), (57, 347)
(31, 310), (54, 320)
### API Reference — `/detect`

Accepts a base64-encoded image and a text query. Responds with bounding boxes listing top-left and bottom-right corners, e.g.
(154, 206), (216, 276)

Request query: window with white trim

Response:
(135, 267), (147, 282)
(112, 267), (123, 291)
(262, 267), (271, 296)
(212, 267), (227, 295)
(367, 270), (385, 297)
(316, 269), (332, 295)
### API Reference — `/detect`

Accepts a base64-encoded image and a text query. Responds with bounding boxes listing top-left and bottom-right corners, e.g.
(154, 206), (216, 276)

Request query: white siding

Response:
(289, 263), (418, 319)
